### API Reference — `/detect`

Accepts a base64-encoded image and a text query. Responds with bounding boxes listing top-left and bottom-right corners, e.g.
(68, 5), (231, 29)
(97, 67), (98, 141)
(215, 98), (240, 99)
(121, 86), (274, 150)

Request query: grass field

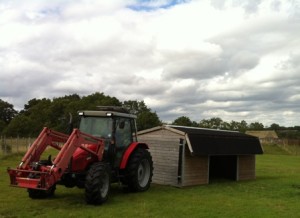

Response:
(0, 145), (299, 218)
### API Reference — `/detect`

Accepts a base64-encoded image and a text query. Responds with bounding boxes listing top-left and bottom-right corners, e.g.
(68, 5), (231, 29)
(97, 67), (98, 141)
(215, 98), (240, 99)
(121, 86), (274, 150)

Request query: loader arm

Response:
(19, 127), (69, 169)
(7, 128), (104, 190)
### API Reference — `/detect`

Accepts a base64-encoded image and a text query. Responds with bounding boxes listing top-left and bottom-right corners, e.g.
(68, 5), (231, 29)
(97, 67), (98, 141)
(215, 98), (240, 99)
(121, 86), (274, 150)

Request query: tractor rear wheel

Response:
(28, 185), (56, 199)
(125, 148), (153, 192)
(85, 162), (110, 205)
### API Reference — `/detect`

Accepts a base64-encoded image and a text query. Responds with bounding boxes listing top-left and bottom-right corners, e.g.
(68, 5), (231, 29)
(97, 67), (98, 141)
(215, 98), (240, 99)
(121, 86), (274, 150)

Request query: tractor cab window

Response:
(115, 118), (132, 149)
(79, 116), (113, 139)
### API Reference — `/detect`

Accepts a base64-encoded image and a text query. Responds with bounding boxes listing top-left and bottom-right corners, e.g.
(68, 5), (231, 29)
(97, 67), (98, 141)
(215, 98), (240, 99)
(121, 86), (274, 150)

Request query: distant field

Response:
(1, 146), (300, 218)
(1, 137), (299, 156)
(262, 143), (300, 156)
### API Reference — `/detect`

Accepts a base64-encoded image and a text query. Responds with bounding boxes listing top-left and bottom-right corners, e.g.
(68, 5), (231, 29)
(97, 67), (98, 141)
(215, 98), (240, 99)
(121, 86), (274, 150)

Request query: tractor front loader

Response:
(8, 127), (104, 199)
(7, 106), (153, 205)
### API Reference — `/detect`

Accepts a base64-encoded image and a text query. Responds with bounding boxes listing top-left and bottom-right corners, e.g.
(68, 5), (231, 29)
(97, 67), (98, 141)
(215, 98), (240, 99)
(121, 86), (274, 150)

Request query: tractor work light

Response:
(78, 112), (84, 116)
(106, 112), (113, 116)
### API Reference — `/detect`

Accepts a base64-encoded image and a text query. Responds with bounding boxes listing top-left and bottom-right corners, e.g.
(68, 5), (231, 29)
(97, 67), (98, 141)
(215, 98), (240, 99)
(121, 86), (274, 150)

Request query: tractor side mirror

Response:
(67, 113), (73, 135)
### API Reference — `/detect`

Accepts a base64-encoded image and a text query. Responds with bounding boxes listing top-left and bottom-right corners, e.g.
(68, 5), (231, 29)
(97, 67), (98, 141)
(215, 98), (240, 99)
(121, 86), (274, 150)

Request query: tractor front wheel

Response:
(125, 148), (153, 192)
(85, 162), (110, 205)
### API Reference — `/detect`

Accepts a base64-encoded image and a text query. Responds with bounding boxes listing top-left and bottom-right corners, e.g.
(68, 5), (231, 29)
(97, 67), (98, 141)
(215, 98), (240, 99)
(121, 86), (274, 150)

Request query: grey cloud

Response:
(211, 0), (262, 13)
(162, 52), (225, 80)
(226, 51), (259, 72)
(117, 78), (169, 98)
(0, 70), (60, 109)
(161, 49), (259, 81)
(210, 0), (226, 9)
(270, 0), (281, 12)
(241, 0), (262, 13)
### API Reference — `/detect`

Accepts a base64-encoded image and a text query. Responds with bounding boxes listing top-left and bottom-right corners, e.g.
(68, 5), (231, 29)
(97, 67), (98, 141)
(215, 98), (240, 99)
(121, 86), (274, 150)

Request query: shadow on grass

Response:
(41, 183), (146, 206)
(291, 184), (300, 189)
(256, 175), (282, 181)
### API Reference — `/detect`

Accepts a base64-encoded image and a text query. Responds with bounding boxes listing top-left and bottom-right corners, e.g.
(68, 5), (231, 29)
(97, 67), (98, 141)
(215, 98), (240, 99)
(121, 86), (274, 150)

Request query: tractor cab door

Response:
(114, 117), (135, 167)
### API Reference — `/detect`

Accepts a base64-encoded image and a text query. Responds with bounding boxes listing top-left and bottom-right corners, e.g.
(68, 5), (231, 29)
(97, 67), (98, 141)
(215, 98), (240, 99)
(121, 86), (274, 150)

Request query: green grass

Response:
(261, 143), (290, 155)
(1, 152), (300, 218)
(262, 143), (300, 156)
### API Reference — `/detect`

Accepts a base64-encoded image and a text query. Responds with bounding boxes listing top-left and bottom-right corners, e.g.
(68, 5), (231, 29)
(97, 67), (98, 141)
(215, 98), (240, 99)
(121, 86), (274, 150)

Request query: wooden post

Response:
(4, 135), (7, 155)
(17, 135), (19, 153)
(0, 135), (2, 155)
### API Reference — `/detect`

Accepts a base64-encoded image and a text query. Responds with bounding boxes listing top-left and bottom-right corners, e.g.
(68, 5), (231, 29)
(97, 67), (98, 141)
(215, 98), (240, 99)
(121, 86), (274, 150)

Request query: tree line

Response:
(1, 92), (299, 138)
(171, 116), (300, 139)
(0, 93), (160, 137)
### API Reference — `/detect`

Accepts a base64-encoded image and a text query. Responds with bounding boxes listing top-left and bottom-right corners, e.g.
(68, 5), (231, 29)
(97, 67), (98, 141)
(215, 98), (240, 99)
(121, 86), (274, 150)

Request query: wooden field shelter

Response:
(137, 125), (263, 187)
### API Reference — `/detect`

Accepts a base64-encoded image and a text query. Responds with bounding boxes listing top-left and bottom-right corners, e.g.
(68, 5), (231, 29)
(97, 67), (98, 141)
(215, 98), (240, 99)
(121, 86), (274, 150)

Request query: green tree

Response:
(81, 92), (121, 110)
(0, 99), (17, 124)
(137, 110), (161, 130)
(239, 120), (248, 133)
(198, 118), (211, 128)
(8, 98), (52, 136)
(220, 121), (230, 130)
(199, 117), (224, 129)
(230, 120), (240, 131)
(4, 114), (35, 137)
(7, 93), (123, 136)
(122, 100), (147, 114)
(122, 100), (161, 131)
(49, 94), (82, 132)
(270, 123), (280, 130)
(0, 99), (18, 134)
(229, 120), (248, 132)
(172, 116), (193, 126)
(0, 120), (6, 134)
(249, 122), (264, 130)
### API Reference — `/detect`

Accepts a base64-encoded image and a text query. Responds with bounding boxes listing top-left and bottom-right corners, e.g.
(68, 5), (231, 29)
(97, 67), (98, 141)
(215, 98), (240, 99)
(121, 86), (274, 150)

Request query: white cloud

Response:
(0, 0), (299, 126)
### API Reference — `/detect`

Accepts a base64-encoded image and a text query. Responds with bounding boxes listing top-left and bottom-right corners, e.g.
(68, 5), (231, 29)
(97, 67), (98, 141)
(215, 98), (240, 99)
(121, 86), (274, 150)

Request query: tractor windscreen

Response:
(79, 116), (113, 139)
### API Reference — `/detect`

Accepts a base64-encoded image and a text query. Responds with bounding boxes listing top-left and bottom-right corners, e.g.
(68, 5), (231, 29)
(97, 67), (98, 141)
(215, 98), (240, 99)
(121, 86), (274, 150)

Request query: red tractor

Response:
(7, 106), (153, 205)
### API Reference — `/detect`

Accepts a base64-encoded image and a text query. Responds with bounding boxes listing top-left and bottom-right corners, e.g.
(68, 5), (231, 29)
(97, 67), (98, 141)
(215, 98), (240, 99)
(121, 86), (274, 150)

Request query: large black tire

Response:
(85, 162), (110, 205)
(28, 185), (56, 199)
(125, 148), (153, 192)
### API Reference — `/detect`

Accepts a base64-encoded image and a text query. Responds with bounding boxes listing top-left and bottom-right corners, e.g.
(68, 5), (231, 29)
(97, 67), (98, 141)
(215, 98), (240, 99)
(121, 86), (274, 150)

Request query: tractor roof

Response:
(78, 106), (137, 119)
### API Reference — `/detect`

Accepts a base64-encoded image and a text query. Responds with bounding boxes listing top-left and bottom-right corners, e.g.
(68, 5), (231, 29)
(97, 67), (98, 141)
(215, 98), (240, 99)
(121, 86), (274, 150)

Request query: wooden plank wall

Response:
(237, 155), (256, 180)
(138, 129), (257, 186)
(183, 147), (209, 186)
(138, 129), (181, 186)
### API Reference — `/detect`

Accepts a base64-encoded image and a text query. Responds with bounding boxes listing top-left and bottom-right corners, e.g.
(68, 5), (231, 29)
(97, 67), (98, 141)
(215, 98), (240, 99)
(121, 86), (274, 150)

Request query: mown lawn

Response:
(0, 149), (299, 218)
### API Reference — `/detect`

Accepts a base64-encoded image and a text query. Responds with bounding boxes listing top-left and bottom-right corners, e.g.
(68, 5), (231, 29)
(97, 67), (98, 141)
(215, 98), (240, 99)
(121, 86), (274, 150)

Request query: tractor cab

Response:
(78, 107), (138, 167)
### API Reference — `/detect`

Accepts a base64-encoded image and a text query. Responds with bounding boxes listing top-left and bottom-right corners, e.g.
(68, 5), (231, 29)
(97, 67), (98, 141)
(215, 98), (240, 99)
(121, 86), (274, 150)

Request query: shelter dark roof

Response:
(169, 126), (263, 155)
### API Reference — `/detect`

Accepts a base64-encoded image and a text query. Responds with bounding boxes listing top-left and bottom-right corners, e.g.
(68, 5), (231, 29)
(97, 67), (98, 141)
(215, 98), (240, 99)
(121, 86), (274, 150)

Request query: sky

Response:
(0, 0), (300, 127)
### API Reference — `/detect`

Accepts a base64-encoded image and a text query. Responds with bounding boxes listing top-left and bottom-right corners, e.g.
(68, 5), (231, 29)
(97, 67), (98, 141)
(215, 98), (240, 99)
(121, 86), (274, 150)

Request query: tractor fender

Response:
(119, 142), (149, 169)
